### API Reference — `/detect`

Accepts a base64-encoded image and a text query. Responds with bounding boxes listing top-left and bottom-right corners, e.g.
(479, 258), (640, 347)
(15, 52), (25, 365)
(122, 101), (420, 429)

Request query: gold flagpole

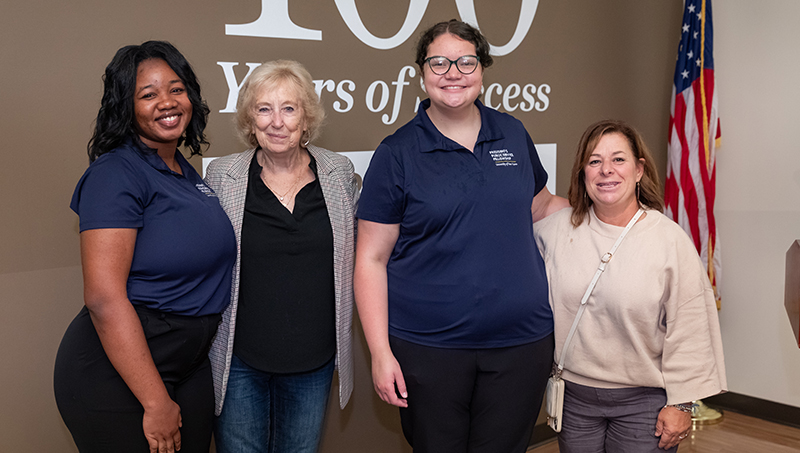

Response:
(691, 0), (725, 428)
(691, 400), (724, 425)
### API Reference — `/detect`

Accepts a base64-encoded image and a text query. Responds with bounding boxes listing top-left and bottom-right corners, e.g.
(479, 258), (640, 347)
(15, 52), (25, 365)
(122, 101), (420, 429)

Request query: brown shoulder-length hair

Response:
(234, 60), (325, 148)
(567, 119), (663, 227)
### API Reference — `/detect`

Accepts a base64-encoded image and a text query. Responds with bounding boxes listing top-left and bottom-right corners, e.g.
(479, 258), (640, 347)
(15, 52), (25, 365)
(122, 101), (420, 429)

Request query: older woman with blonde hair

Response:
(534, 119), (726, 452)
(204, 60), (357, 453)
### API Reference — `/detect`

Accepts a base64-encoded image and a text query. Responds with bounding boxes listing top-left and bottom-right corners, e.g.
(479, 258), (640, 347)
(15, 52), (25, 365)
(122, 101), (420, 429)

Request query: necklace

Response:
(257, 149), (306, 208)
(262, 172), (302, 207)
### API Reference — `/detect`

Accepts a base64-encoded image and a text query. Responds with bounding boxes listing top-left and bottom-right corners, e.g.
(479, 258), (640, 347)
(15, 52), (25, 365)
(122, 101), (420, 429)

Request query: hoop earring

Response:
(301, 130), (310, 147)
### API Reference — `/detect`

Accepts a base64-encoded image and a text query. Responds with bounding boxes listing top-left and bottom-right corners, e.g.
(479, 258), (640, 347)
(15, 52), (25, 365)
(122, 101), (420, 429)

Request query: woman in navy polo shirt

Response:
(355, 20), (569, 452)
(54, 41), (236, 453)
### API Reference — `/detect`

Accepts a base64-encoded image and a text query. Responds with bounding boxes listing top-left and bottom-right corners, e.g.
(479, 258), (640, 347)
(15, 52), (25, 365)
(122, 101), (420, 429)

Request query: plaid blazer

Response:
(204, 145), (357, 414)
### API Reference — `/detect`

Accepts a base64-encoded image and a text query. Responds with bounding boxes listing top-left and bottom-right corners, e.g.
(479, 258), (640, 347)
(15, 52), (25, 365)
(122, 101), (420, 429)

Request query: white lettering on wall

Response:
(383, 66), (415, 125)
(521, 84), (537, 112)
(502, 83), (521, 112)
(334, 0), (429, 50)
(218, 63), (550, 119)
(218, 62), (262, 113)
(225, 0), (321, 40)
(314, 79), (336, 98)
(328, 80), (356, 113)
(335, 81), (356, 112)
(484, 83), (503, 110)
(535, 84), (550, 111)
(455, 0), (539, 56)
(485, 82), (549, 113)
(366, 80), (389, 114)
(224, 0), (537, 55)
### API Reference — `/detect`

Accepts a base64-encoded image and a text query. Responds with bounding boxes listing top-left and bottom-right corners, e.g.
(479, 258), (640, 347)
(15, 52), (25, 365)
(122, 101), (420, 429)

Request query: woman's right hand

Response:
(143, 398), (182, 453)
(354, 219), (405, 407)
(80, 228), (182, 452)
(371, 352), (408, 407)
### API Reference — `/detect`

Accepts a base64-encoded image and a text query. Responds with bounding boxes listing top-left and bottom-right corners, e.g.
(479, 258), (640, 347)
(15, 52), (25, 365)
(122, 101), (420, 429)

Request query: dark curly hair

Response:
(87, 41), (210, 162)
(415, 19), (494, 73)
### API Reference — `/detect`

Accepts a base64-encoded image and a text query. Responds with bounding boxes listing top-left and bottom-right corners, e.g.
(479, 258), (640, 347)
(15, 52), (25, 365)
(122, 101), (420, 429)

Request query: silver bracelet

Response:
(665, 403), (693, 413)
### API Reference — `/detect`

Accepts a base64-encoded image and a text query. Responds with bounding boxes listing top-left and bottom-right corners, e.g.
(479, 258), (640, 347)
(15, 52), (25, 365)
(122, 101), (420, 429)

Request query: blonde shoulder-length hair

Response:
(233, 60), (325, 148)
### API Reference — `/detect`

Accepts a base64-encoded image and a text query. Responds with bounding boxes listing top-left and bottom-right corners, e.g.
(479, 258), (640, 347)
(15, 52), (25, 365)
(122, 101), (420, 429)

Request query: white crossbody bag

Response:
(546, 209), (643, 432)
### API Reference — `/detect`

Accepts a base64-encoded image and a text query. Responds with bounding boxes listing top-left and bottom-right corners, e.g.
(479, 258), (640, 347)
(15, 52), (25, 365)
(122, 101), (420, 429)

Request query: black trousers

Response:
(54, 306), (220, 453)
(390, 333), (554, 453)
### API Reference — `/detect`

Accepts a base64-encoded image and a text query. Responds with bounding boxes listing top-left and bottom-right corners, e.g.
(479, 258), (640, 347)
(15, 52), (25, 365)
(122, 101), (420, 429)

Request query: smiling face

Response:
(584, 132), (645, 221)
(423, 33), (483, 113)
(133, 59), (192, 152)
(252, 81), (306, 156)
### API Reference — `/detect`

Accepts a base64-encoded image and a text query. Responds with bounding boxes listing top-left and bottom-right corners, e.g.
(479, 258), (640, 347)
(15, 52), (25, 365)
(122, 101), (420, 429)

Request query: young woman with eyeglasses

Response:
(355, 19), (568, 452)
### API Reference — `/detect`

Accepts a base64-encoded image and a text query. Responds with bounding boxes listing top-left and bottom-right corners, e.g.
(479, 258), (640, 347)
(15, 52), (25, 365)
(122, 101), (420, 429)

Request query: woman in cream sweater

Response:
(534, 119), (726, 452)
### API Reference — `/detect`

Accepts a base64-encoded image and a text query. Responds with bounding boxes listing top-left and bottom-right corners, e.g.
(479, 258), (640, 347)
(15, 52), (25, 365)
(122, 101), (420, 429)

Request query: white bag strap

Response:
(553, 209), (644, 378)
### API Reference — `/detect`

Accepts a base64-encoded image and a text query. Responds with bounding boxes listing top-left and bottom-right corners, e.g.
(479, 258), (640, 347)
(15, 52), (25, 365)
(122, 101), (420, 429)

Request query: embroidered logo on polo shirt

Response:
(489, 149), (518, 167)
(195, 184), (218, 197)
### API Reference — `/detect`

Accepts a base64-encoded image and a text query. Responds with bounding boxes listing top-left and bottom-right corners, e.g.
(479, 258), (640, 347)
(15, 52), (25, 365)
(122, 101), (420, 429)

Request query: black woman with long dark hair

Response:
(54, 41), (236, 453)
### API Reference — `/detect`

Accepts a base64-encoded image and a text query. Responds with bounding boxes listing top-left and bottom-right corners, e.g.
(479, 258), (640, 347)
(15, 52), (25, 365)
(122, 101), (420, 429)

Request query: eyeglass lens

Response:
(427, 56), (479, 75)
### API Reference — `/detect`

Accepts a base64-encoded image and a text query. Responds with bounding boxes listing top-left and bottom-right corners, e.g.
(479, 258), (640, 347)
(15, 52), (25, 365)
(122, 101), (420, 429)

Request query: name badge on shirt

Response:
(195, 183), (218, 197)
(490, 149), (518, 167)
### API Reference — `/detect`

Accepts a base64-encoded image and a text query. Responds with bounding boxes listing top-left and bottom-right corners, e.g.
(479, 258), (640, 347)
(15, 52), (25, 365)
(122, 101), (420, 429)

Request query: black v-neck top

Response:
(234, 151), (336, 373)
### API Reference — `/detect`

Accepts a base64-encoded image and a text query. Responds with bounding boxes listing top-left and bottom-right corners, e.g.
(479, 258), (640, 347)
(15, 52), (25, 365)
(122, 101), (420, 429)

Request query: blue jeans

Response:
(214, 354), (334, 453)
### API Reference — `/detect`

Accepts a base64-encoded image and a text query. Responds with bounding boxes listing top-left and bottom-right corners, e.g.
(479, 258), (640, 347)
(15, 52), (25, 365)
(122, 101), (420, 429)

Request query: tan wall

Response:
(714, 1), (800, 408)
(0, 1), (682, 451)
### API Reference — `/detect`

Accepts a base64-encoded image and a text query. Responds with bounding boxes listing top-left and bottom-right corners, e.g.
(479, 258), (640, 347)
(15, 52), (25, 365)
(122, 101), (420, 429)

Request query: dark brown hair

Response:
(415, 19), (493, 72)
(568, 119), (663, 227)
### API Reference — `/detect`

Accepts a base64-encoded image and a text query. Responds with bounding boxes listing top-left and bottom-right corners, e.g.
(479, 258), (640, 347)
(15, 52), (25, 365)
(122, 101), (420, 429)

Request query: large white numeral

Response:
(333, 0), (429, 50)
(225, 0), (321, 40)
(455, 0), (539, 56)
(225, 0), (537, 55)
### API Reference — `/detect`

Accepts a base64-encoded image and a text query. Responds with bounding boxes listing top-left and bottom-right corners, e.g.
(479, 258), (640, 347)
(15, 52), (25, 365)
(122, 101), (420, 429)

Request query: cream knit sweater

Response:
(534, 207), (727, 405)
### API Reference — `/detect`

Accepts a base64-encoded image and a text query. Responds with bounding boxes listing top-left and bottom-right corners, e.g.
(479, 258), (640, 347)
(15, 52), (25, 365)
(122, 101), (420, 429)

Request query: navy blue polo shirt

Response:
(71, 140), (236, 316)
(357, 99), (553, 348)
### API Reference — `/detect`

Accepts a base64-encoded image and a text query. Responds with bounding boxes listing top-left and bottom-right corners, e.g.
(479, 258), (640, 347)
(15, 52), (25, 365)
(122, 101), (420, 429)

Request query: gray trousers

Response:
(557, 381), (678, 453)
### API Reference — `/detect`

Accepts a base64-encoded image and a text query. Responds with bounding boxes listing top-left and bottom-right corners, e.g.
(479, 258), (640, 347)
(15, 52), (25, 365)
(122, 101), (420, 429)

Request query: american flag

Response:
(664, 0), (721, 306)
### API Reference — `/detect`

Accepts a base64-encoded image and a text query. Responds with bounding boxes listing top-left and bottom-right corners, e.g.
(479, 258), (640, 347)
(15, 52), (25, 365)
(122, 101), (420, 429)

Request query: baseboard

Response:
(704, 392), (800, 429)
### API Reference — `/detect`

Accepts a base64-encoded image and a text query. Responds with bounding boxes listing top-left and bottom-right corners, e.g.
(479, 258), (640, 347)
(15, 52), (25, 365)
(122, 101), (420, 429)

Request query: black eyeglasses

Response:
(424, 55), (480, 75)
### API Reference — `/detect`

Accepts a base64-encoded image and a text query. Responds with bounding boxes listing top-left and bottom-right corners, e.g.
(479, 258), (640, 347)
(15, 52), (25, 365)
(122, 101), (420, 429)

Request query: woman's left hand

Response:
(655, 406), (692, 449)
